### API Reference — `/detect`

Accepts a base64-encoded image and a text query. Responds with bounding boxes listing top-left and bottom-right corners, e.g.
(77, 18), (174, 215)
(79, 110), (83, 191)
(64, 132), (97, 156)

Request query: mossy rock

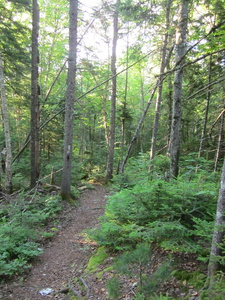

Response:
(86, 246), (108, 273)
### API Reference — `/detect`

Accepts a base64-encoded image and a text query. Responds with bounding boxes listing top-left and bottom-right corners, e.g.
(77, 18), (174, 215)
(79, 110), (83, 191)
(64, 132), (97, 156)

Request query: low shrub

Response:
(0, 193), (62, 279)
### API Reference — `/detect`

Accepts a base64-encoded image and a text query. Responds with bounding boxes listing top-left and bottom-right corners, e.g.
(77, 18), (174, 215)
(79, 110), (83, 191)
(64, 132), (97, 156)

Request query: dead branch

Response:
(209, 109), (225, 137)
(69, 285), (83, 299)
(79, 277), (90, 298)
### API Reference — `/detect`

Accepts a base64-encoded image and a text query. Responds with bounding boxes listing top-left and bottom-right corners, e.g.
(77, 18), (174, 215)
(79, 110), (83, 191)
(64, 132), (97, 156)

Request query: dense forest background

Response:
(1, 0), (225, 299)
(1, 0), (225, 189)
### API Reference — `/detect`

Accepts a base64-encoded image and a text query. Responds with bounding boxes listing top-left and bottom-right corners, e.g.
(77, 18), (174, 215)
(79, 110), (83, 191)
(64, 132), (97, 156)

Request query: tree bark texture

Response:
(208, 159), (225, 283)
(60, 0), (78, 199)
(169, 0), (189, 178)
(30, 0), (40, 188)
(214, 99), (225, 172)
(105, 0), (120, 182)
(0, 52), (12, 193)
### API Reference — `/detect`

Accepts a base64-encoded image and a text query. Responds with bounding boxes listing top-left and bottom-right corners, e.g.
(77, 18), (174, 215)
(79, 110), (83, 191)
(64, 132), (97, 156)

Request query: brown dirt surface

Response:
(1, 184), (111, 300)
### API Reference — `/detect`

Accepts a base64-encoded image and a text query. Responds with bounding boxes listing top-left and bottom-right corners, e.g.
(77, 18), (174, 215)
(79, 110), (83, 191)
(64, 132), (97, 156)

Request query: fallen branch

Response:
(79, 277), (90, 298)
(69, 285), (83, 299)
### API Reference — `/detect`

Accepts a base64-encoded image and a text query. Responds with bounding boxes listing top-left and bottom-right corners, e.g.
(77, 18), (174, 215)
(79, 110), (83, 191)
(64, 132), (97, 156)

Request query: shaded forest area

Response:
(1, 0), (225, 299)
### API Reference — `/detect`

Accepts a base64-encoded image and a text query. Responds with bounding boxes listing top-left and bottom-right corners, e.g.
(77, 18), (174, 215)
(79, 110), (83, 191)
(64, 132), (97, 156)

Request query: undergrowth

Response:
(88, 154), (220, 297)
(0, 191), (62, 280)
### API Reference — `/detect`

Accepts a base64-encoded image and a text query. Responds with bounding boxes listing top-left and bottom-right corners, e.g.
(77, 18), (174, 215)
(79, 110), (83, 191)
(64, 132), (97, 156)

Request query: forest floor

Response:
(1, 183), (203, 300)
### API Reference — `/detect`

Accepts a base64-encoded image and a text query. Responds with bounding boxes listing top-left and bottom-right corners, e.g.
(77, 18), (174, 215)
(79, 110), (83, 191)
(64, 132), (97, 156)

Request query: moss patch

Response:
(96, 266), (114, 280)
(86, 246), (108, 273)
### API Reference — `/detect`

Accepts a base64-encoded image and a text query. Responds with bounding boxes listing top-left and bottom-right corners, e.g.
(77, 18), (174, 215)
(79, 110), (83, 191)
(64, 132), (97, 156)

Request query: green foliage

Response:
(106, 276), (122, 299)
(200, 272), (225, 300)
(172, 270), (206, 290)
(113, 243), (172, 297)
(90, 154), (218, 257)
(147, 293), (174, 300)
(115, 243), (150, 275)
(0, 193), (62, 278)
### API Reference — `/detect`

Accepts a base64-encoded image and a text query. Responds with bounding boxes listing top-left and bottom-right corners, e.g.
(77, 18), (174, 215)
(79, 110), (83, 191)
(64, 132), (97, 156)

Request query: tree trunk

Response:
(60, 0), (78, 201)
(121, 82), (159, 173)
(0, 52), (12, 194)
(150, 0), (172, 162)
(169, 0), (189, 178)
(198, 55), (212, 158)
(30, 0), (40, 188)
(119, 26), (129, 173)
(214, 99), (225, 172)
(208, 159), (225, 285)
(105, 0), (120, 182)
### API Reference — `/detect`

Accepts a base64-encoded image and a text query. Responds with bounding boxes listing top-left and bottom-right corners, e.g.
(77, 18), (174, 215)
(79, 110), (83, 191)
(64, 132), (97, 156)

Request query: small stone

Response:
(183, 280), (187, 286)
(39, 288), (54, 295)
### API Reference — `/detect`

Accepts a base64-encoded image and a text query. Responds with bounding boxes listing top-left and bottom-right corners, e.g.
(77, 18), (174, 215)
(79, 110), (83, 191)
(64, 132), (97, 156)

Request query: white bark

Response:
(208, 159), (225, 282)
(0, 52), (12, 193)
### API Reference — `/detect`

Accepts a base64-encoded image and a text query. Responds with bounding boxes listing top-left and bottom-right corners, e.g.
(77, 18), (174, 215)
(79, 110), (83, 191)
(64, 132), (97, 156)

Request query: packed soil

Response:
(1, 184), (112, 300)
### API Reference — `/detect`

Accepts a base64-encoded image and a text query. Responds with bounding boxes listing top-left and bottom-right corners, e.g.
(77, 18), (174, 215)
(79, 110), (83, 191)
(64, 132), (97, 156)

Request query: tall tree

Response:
(105, 0), (120, 182)
(0, 52), (12, 194)
(169, 0), (189, 178)
(150, 0), (173, 162)
(60, 0), (78, 200)
(207, 158), (225, 286)
(214, 98), (225, 172)
(30, 0), (40, 188)
(198, 56), (212, 158)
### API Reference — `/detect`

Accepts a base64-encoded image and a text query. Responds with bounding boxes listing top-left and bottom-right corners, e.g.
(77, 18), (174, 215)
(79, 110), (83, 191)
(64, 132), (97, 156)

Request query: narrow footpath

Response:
(2, 184), (109, 300)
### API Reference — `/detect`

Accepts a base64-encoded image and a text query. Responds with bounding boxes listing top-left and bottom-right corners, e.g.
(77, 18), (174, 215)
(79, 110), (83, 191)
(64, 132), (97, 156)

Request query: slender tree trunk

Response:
(119, 25), (129, 172)
(30, 0), (40, 188)
(150, 0), (172, 162)
(167, 70), (173, 149)
(0, 52), (12, 194)
(169, 0), (189, 178)
(214, 99), (225, 171)
(60, 0), (78, 201)
(105, 0), (120, 182)
(207, 159), (225, 285)
(102, 42), (111, 148)
(198, 55), (212, 158)
(121, 82), (159, 173)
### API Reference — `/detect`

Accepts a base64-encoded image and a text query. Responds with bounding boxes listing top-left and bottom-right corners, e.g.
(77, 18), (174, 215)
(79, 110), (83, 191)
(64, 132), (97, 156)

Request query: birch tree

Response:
(207, 159), (225, 286)
(169, 0), (189, 178)
(0, 52), (12, 194)
(60, 0), (78, 200)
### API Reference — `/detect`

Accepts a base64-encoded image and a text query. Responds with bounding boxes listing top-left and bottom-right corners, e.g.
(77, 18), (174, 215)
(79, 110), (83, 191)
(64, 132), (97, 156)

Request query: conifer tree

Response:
(60, 0), (78, 200)
(169, 0), (189, 178)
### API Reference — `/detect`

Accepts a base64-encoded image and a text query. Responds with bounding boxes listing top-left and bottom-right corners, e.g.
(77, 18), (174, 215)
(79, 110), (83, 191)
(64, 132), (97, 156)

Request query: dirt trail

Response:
(2, 184), (109, 300)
